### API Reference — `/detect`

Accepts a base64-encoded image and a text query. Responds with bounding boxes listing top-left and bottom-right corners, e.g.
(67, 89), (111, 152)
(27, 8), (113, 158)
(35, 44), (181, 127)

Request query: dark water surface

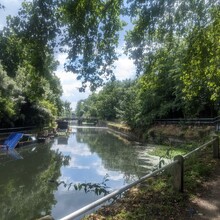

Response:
(0, 127), (159, 220)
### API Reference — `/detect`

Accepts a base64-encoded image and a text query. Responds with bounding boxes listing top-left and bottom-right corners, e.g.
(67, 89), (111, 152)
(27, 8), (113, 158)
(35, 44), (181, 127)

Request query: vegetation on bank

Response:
(85, 158), (217, 220)
(83, 127), (218, 220)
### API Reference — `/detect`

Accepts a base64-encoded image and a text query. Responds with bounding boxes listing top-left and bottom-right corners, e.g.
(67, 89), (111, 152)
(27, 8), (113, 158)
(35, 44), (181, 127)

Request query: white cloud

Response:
(55, 68), (91, 110)
(52, 142), (92, 157)
(114, 55), (136, 81)
(54, 53), (91, 109)
(55, 52), (136, 110)
(95, 163), (124, 181)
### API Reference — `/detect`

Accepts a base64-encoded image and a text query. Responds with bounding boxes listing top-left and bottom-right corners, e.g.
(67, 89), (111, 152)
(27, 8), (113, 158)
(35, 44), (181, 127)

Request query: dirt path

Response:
(189, 161), (220, 219)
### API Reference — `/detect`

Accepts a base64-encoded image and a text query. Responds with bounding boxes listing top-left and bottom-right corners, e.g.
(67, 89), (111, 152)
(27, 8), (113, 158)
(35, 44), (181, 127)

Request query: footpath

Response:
(189, 160), (220, 219)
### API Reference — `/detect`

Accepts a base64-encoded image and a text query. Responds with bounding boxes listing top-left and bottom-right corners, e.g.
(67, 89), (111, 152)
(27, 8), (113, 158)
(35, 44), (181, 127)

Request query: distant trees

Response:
(76, 80), (139, 126)
(61, 101), (72, 118)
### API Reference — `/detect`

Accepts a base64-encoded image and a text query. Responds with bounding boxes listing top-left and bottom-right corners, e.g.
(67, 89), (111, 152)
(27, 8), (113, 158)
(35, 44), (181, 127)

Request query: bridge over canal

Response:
(58, 117), (99, 126)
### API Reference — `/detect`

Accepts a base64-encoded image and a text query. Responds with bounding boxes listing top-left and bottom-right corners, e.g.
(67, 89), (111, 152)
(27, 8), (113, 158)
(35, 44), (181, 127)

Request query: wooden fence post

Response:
(173, 155), (184, 192)
(213, 136), (219, 159)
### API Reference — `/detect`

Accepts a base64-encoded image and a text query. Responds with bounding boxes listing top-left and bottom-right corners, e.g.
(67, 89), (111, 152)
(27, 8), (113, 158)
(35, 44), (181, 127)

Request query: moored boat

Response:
(0, 133), (37, 149)
(17, 134), (37, 147)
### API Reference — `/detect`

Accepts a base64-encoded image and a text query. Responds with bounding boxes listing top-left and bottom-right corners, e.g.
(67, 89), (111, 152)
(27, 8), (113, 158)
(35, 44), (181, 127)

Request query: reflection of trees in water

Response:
(57, 136), (69, 145)
(0, 142), (70, 220)
(76, 128), (153, 183)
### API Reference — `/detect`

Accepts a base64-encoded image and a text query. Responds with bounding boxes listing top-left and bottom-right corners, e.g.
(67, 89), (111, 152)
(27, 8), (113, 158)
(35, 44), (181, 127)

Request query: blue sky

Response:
(0, 0), (136, 110)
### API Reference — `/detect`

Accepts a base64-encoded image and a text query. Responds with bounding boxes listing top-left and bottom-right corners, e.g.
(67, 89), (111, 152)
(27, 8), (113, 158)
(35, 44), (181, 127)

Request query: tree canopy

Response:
(60, 0), (125, 91)
(0, 0), (219, 128)
(0, 0), (63, 127)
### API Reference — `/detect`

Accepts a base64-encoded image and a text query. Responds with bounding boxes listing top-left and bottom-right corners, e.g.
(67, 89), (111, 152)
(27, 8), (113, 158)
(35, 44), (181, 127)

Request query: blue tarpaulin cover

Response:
(3, 132), (23, 150)
(7, 149), (23, 159)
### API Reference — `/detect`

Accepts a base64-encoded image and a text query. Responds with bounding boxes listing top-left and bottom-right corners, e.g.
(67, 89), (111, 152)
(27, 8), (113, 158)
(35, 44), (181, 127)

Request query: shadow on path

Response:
(189, 160), (220, 219)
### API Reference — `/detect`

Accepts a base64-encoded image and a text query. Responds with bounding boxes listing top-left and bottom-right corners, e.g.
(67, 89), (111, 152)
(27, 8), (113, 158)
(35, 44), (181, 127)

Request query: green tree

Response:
(0, 0), (63, 127)
(0, 64), (23, 127)
(0, 33), (22, 77)
(82, 93), (99, 118)
(95, 81), (123, 120)
(125, 0), (220, 119)
(115, 80), (138, 127)
(75, 100), (86, 118)
(59, 0), (125, 91)
(181, 6), (220, 117)
(1, 0), (220, 129)
(61, 101), (72, 118)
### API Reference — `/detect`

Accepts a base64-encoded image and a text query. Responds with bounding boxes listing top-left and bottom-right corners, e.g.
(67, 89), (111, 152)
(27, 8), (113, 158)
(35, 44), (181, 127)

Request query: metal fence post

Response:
(173, 155), (184, 192)
(213, 136), (219, 158)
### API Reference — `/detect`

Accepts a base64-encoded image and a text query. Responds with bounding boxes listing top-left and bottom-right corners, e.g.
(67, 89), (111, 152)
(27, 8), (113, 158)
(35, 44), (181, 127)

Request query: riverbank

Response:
(107, 122), (215, 144)
(82, 123), (218, 219)
(147, 124), (214, 145)
(84, 154), (220, 220)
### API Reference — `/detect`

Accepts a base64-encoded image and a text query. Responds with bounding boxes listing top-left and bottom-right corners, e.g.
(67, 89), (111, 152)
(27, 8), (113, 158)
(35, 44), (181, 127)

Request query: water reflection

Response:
(57, 136), (69, 145)
(75, 128), (157, 180)
(0, 127), (159, 220)
(51, 128), (159, 219)
(0, 142), (69, 220)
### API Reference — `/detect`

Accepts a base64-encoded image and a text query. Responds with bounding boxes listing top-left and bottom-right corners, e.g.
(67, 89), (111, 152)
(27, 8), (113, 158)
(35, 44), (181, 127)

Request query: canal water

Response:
(0, 127), (159, 220)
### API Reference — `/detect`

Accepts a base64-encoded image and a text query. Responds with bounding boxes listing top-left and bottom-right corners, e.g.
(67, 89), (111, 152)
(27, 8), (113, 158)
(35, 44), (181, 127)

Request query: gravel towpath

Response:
(189, 161), (220, 220)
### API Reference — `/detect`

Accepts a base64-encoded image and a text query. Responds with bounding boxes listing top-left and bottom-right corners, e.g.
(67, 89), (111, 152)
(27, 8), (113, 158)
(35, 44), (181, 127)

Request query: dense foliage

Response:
(0, 0), (64, 127)
(59, 0), (125, 91)
(0, 0), (219, 129)
(75, 0), (220, 132)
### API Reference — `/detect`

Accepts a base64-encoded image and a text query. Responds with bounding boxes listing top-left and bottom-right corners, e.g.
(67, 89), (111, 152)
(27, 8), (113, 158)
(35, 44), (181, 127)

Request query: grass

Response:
(107, 122), (131, 132)
(148, 143), (197, 159)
